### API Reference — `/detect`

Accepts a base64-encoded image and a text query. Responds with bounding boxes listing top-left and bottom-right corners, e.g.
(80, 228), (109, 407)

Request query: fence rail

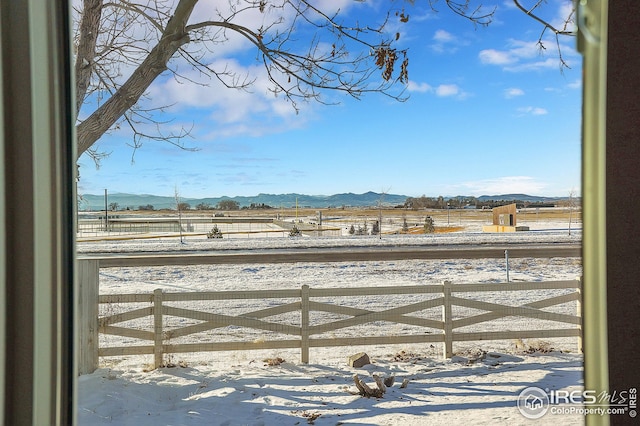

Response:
(79, 259), (581, 372)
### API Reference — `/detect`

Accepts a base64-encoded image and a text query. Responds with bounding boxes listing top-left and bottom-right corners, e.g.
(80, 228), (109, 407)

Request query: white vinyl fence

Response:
(77, 259), (581, 373)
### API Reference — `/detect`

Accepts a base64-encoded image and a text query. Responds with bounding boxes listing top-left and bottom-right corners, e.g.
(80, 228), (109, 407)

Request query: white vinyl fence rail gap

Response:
(77, 259), (582, 374)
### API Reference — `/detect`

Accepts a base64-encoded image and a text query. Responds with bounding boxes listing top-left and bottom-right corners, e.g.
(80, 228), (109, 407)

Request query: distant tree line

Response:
(97, 200), (277, 211)
(401, 195), (565, 210)
(114, 200), (279, 211)
(478, 200), (561, 209)
(247, 203), (274, 210)
(195, 200), (274, 211)
(401, 195), (477, 210)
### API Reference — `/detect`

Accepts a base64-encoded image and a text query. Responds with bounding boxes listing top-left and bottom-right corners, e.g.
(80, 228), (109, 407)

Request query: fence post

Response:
(576, 276), (583, 353)
(505, 249), (510, 282)
(442, 280), (453, 358)
(301, 285), (310, 364)
(153, 289), (164, 368)
(78, 259), (100, 375)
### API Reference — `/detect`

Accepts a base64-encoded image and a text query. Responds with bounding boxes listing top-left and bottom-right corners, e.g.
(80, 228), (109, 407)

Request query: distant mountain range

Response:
(79, 191), (408, 210)
(78, 191), (570, 211)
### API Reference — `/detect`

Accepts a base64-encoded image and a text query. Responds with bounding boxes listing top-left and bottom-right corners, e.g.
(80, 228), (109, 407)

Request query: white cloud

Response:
(479, 35), (579, 71)
(139, 0), (383, 140)
(517, 106), (548, 116)
(407, 81), (468, 99)
(145, 57), (311, 141)
(553, 0), (577, 33)
(479, 49), (515, 65)
(507, 39), (540, 59)
(504, 57), (561, 72)
(435, 84), (460, 97)
(407, 81), (432, 93)
(433, 29), (455, 43)
(457, 176), (548, 196)
(567, 79), (582, 89)
(501, 0), (575, 32)
(504, 88), (525, 98)
(186, 0), (368, 65)
(431, 29), (468, 54)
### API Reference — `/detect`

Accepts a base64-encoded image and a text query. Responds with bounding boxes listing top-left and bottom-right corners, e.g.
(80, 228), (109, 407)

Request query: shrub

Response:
(424, 216), (435, 233)
(289, 225), (301, 237)
(207, 225), (223, 239)
(371, 220), (380, 235)
(355, 224), (367, 235)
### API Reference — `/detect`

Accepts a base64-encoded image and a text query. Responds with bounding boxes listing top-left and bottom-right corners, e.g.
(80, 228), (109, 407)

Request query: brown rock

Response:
(348, 352), (371, 368)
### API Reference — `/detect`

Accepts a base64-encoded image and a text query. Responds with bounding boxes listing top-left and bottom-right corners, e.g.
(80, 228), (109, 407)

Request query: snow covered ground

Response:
(77, 221), (589, 425)
(77, 218), (581, 252)
(78, 349), (584, 425)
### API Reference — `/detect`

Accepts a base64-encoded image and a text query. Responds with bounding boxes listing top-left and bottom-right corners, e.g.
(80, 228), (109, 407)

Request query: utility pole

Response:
(377, 188), (389, 240)
(175, 186), (184, 244)
(104, 188), (108, 232)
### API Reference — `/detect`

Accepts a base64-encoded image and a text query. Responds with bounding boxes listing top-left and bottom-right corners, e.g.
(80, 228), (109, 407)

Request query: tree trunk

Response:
(75, 0), (103, 116)
(75, 0), (198, 158)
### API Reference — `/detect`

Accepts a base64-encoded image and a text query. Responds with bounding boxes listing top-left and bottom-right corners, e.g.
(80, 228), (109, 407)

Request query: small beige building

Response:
(482, 203), (530, 233)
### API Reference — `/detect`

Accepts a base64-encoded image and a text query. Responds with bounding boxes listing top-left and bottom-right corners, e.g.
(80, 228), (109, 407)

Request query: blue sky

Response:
(77, 0), (581, 199)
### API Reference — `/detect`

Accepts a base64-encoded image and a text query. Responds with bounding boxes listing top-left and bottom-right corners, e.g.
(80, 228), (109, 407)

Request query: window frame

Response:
(0, 0), (620, 424)
(1, 0), (75, 424)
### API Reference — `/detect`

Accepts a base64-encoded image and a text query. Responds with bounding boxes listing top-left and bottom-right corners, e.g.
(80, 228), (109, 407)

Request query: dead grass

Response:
(435, 226), (465, 233)
(390, 350), (425, 363)
(402, 225), (465, 234)
(513, 339), (558, 354)
(292, 410), (321, 424)
(262, 357), (285, 366)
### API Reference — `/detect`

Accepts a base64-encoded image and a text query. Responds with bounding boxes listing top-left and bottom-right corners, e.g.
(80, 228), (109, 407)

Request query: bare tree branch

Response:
(512, 0), (576, 70)
(74, 0), (500, 161)
(513, 0), (575, 36)
(440, 0), (495, 26)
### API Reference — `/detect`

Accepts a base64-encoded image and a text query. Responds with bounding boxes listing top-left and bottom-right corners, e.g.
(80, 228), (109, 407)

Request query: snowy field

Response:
(77, 220), (588, 425)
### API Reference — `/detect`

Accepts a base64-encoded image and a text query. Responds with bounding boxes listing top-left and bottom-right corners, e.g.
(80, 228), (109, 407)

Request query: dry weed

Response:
(391, 350), (423, 363)
(263, 357), (285, 366)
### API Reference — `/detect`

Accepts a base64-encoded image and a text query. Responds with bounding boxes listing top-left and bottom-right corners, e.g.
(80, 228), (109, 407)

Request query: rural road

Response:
(82, 244), (581, 268)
